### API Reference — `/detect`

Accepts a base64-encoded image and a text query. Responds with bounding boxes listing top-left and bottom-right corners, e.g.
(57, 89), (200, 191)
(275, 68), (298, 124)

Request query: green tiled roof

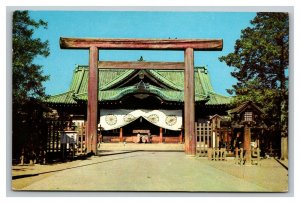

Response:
(46, 91), (77, 104)
(46, 65), (231, 105)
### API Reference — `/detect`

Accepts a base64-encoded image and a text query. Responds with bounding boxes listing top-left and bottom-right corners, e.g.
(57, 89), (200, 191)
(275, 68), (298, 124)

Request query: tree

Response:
(219, 12), (289, 160)
(12, 11), (50, 163)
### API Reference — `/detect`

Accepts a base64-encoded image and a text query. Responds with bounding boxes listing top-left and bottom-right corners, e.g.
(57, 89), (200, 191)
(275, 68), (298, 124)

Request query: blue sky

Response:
(29, 11), (256, 96)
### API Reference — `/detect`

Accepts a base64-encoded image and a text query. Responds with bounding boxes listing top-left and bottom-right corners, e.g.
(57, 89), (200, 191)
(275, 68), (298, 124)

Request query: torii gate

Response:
(60, 38), (223, 156)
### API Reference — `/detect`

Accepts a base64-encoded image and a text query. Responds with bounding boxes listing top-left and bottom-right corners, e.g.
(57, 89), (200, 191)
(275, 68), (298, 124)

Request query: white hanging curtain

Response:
(99, 109), (182, 131)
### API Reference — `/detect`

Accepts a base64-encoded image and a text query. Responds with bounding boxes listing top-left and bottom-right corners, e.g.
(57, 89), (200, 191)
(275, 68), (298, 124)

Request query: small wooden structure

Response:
(230, 101), (263, 165)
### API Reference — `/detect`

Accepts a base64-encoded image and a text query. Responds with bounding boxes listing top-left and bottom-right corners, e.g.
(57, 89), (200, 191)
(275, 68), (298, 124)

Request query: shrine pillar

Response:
(179, 130), (183, 144)
(119, 127), (123, 142)
(159, 127), (163, 143)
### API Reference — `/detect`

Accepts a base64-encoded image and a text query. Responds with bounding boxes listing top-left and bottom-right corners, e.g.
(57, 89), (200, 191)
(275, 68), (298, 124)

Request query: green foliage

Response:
(12, 11), (50, 161)
(220, 13), (288, 92)
(13, 10), (50, 105)
(219, 12), (289, 150)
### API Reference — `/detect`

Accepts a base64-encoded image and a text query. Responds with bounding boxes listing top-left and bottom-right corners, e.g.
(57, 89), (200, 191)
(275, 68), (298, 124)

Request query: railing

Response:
(235, 148), (244, 165)
(251, 148), (261, 165)
(234, 148), (261, 165)
(208, 148), (227, 161)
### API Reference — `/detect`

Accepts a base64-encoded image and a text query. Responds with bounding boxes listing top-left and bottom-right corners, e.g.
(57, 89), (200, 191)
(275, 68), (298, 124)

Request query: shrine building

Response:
(45, 63), (232, 152)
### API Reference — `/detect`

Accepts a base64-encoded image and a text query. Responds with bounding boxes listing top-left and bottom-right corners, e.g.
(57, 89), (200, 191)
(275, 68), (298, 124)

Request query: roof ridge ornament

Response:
(138, 56), (144, 62)
(138, 71), (145, 80)
(136, 79), (149, 90)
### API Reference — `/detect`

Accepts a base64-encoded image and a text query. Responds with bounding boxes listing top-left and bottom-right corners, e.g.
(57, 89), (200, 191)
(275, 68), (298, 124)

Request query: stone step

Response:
(98, 143), (184, 151)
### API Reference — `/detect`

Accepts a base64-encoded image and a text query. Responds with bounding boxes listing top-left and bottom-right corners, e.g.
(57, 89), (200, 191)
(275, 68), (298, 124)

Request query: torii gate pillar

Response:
(86, 46), (99, 154)
(60, 38), (223, 156)
(184, 48), (195, 155)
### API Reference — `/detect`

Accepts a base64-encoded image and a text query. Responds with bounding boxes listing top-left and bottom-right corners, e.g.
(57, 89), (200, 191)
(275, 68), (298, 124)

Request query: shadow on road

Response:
(12, 151), (143, 180)
(98, 150), (182, 156)
(97, 150), (142, 157)
(275, 158), (288, 170)
(12, 174), (39, 180)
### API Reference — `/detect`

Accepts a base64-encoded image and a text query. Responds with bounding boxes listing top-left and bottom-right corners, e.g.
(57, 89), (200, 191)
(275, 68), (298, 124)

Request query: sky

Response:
(29, 11), (256, 96)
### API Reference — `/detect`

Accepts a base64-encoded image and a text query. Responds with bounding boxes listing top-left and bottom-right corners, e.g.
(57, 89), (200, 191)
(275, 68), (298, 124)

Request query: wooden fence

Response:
(46, 120), (87, 160)
(195, 122), (232, 158)
(46, 120), (65, 153)
(195, 122), (212, 157)
(75, 122), (86, 154)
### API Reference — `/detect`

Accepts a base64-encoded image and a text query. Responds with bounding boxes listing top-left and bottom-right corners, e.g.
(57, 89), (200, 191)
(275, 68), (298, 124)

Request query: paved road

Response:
(12, 151), (288, 192)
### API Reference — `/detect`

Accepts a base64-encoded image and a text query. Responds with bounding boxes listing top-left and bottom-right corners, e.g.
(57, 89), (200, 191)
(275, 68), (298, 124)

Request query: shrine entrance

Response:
(100, 110), (183, 144)
(60, 37), (223, 156)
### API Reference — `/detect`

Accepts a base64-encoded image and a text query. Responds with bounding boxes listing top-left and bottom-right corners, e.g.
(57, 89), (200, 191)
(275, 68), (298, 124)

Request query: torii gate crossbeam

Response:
(60, 37), (223, 156)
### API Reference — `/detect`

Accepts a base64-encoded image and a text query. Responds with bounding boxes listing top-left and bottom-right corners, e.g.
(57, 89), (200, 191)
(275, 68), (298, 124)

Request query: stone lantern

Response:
(229, 101), (263, 165)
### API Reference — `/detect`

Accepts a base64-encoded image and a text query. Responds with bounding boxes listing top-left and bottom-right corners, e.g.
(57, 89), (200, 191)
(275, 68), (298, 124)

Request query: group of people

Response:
(135, 133), (152, 143)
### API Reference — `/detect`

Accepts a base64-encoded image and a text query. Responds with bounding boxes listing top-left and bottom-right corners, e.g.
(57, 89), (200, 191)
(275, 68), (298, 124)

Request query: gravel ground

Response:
(11, 151), (288, 192)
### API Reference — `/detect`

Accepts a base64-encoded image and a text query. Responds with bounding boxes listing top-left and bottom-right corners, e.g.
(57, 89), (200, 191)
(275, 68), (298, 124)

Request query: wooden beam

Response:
(60, 37), (223, 51)
(184, 47), (196, 156)
(98, 61), (185, 70)
(87, 46), (99, 154)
